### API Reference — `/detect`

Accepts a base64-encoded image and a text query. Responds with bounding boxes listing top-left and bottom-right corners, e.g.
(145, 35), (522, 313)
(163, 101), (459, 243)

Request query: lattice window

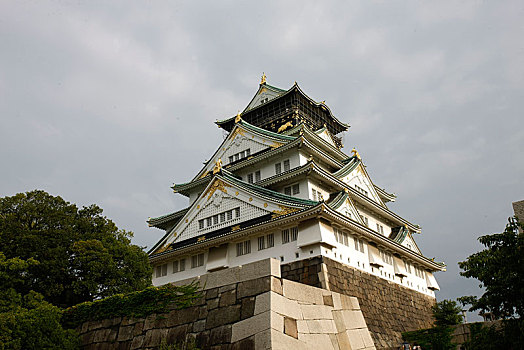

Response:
(283, 159), (290, 171)
(282, 229), (290, 244)
(191, 253), (204, 268)
(236, 240), (251, 256)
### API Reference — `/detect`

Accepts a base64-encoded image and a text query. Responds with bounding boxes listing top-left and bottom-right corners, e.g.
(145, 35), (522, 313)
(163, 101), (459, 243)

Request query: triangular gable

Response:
(401, 232), (422, 255)
(314, 126), (338, 148)
(327, 191), (365, 226)
(335, 159), (385, 207)
(192, 121), (295, 181)
(243, 84), (286, 112)
(151, 173), (315, 255)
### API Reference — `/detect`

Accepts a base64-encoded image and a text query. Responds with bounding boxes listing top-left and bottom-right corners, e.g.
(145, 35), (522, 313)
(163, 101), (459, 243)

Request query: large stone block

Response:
(333, 309), (367, 330)
(231, 310), (283, 342)
(241, 296), (256, 320)
(209, 324), (232, 345)
(306, 319), (337, 334)
(282, 279), (324, 305)
(117, 325), (135, 342)
(219, 289), (237, 307)
(237, 276), (271, 298)
(298, 333), (335, 349)
(143, 328), (168, 348)
(300, 304), (333, 320)
(206, 304), (241, 329)
(270, 328), (311, 350)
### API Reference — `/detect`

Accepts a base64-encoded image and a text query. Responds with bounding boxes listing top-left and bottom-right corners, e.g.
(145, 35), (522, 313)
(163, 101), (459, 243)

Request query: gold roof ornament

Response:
(213, 158), (223, 174)
(261, 72), (267, 85)
(351, 148), (361, 159)
(277, 121), (293, 133)
(235, 111), (242, 123)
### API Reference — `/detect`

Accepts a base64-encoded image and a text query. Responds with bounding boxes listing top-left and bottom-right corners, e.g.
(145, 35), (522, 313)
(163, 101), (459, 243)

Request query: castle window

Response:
(282, 229), (290, 244)
(292, 184), (300, 195)
(191, 253), (204, 268)
(248, 173), (254, 184)
(275, 163), (282, 175)
(376, 224), (384, 234)
(311, 188), (323, 201)
(405, 262), (412, 274)
(229, 149), (251, 164)
(155, 264), (167, 277)
(200, 208), (240, 230)
(172, 259), (185, 273)
(236, 240), (251, 256)
(380, 250), (393, 265)
(267, 233), (274, 248)
(284, 186), (292, 196)
(290, 227), (298, 241)
(283, 159), (290, 171)
(354, 237), (365, 253)
(255, 170), (261, 182)
(258, 236), (265, 250)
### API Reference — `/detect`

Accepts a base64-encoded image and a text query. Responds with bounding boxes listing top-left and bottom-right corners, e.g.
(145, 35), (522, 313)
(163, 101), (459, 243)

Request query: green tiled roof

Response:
(332, 157), (360, 178)
(326, 191), (348, 210)
(239, 120), (296, 141)
(220, 170), (319, 207)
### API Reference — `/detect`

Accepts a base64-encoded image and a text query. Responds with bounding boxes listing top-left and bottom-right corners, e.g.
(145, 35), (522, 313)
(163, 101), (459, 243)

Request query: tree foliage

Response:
(458, 217), (524, 319)
(0, 253), (79, 350)
(403, 299), (463, 350)
(432, 299), (463, 327)
(0, 190), (152, 307)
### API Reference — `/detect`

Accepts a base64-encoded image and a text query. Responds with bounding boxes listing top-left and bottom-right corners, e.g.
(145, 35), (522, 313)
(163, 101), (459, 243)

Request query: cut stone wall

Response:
(281, 257), (436, 349)
(77, 258), (375, 350)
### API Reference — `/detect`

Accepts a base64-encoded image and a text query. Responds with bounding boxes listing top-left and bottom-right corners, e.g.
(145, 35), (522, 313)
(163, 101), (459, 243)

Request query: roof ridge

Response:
(219, 170), (319, 206)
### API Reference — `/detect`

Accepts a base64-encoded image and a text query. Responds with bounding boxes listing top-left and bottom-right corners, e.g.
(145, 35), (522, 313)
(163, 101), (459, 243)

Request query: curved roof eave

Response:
(320, 206), (445, 271)
(216, 83), (349, 133)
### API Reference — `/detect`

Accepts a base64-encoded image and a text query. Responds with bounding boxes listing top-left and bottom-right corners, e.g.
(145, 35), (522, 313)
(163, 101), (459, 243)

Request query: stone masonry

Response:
(281, 257), (436, 349)
(77, 258), (376, 350)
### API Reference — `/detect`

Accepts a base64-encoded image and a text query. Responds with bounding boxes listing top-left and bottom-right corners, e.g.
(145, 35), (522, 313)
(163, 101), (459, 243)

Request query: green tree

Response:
(432, 299), (463, 327)
(0, 190), (152, 307)
(458, 217), (523, 319)
(403, 299), (463, 350)
(0, 253), (79, 350)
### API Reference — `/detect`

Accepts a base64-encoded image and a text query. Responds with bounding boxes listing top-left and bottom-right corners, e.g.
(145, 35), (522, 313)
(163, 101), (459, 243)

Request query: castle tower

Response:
(148, 76), (445, 347)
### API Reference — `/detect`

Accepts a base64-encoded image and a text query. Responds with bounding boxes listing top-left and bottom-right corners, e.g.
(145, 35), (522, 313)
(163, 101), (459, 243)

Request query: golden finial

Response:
(351, 148), (361, 159)
(321, 100), (326, 104)
(213, 158), (222, 174)
(261, 72), (267, 85)
(235, 111), (242, 123)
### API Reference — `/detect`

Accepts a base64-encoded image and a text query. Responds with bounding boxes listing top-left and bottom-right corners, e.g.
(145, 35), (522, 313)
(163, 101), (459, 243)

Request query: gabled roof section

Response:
(216, 82), (349, 135)
(243, 83), (287, 112)
(326, 190), (365, 226)
(314, 125), (340, 148)
(257, 161), (421, 232)
(374, 185), (397, 203)
(189, 119), (296, 182)
(148, 208), (189, 231)
(150, 169), (319, 255)
(389, 226), (422, 255)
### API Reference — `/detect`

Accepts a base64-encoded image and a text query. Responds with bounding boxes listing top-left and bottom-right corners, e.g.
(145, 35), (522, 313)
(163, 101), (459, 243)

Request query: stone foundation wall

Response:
(281, 257), (436, 349)
(77, 258), (375, 350)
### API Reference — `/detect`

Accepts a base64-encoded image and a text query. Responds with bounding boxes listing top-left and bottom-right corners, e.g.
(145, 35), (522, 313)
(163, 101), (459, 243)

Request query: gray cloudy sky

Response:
(1, 1), (523, 317)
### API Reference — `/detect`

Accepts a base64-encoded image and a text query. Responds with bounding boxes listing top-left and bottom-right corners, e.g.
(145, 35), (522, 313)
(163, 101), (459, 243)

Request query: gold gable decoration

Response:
(271, 205), (299, 219)
(205, 179), (231, 200)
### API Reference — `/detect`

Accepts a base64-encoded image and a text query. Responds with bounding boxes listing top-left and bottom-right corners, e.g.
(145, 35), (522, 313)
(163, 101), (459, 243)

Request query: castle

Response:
(147, 75), (445, 348)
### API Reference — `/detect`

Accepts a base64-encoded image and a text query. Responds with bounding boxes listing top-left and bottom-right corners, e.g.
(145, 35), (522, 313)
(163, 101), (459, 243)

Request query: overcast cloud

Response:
(1, 1), (523, 320)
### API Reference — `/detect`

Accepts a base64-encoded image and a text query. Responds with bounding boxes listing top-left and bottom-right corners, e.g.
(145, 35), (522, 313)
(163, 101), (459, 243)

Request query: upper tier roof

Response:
(216, 82), (349, 136)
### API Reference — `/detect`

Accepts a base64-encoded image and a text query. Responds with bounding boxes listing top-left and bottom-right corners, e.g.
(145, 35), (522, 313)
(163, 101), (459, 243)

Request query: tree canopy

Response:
(0, 190), (152, 307)
(458, 217), (524, 319)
